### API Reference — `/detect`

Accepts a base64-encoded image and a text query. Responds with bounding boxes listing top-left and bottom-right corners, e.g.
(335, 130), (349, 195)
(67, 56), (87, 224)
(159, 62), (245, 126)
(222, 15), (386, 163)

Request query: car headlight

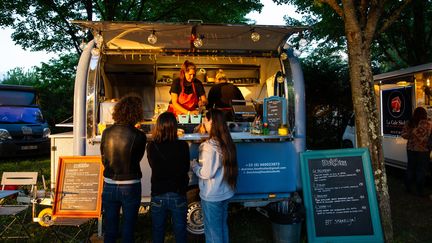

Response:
(43, 128), (51, 138)
(0, 129), (12, 140)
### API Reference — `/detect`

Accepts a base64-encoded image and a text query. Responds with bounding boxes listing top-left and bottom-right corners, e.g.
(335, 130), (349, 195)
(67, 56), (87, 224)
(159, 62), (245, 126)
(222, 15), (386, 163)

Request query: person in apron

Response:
(168, 60), (207, 116)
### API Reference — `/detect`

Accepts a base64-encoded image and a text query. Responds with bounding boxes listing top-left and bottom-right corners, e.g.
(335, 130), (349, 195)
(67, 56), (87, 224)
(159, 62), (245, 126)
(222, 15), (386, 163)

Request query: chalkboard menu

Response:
(300, 148), (384, 243)
(263, 96), (287, 133)
(53, 156), (103, 218)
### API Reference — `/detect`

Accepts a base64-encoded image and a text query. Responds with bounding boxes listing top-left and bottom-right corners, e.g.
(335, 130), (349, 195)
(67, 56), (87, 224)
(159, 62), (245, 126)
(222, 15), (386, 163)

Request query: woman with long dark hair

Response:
(191, 109), (238, 243)
(100, 96), (146, 243)
(147, 112), (190, 243)
(401, 106), (432, 197)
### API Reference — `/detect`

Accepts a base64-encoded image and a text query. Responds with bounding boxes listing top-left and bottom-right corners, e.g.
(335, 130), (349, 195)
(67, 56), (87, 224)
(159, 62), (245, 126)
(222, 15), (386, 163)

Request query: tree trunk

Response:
(345, 21), (394, 242)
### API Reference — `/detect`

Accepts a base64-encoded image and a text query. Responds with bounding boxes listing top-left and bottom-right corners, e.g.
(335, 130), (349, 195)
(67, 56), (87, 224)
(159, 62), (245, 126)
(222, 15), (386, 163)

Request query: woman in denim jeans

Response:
(192, 109), (238, 243)
(147, 112), (190, 243)
(100, 96), (147, 243)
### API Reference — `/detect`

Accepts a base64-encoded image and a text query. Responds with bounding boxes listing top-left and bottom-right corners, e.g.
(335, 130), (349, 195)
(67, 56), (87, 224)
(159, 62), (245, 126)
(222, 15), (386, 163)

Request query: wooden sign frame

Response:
(300, 148), (384, 243)
(53, 156), (103, 218)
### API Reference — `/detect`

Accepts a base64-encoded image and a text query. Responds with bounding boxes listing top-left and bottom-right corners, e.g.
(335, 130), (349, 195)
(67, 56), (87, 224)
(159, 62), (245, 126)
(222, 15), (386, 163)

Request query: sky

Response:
(0, 0), (300, 78)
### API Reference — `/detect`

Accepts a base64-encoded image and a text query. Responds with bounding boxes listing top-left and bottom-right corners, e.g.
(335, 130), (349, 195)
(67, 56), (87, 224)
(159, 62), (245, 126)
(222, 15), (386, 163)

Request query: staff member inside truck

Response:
(168, 60), (207, 116)
(207, 69), (245, 121)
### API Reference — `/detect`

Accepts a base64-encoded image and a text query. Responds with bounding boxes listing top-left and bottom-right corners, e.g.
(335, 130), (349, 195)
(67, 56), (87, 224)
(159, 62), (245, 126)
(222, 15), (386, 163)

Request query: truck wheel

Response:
(186, 188), (204, 235)
(342, 140), (354, 148)
(37, 208), (54, 227)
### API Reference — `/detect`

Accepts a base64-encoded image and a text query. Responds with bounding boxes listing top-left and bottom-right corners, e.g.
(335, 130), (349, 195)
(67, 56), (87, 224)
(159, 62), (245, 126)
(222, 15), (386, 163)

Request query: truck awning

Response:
(71, 21), (307, 57)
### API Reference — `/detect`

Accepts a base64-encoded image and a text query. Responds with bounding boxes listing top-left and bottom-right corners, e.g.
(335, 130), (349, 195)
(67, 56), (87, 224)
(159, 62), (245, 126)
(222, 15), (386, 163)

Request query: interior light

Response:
(148, 30), (157, 44)
(250, 29), (260, 42)
(396, 81), (408, 86)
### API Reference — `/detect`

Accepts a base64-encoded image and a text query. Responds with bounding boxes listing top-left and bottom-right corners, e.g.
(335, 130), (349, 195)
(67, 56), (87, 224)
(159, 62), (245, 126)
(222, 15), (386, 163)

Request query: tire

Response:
(37, 208), (53, 227)
(186, 188), (204, 235)
(342, 140), (354, 148)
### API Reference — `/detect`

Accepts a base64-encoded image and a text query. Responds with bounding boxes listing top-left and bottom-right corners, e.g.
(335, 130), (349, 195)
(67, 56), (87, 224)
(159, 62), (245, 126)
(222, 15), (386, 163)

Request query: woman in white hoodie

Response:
(192, 109), (238, 243)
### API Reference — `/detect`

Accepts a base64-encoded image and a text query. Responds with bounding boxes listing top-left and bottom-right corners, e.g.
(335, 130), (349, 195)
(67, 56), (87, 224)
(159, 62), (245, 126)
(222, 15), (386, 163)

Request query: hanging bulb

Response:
(148, 30), (157, 44)
(250, 29), (260, 42)
(280, 52), (288, 60)
(193, 36), (203, 48)
(79, 40), (87, 50)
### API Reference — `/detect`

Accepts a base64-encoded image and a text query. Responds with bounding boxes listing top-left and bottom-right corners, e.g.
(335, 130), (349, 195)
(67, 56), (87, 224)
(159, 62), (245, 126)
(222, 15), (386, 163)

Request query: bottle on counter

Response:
(262, 122), (269, 135)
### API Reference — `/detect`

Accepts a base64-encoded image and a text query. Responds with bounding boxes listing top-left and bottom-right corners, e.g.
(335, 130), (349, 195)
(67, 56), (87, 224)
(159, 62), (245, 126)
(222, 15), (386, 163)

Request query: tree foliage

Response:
(1, 54), (78, 129)
(280, 0), (432, 72)
(0, 0), (263, 55)
(302, 47), (351, 149)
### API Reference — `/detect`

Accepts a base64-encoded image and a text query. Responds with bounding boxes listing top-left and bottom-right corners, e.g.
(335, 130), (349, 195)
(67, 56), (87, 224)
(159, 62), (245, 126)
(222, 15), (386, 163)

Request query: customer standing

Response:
(147, 112), (190, 243)
(191, 109), (238, 243)
(401, 106), (432, 197)
(100, 96), (147, 243)
(168, 60), (207, 116)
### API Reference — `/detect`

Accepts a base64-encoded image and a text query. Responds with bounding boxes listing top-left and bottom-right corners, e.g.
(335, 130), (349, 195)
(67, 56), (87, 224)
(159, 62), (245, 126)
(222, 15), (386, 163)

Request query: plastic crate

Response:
(190, 114), (202, 124)
(178, 114), (190, 123)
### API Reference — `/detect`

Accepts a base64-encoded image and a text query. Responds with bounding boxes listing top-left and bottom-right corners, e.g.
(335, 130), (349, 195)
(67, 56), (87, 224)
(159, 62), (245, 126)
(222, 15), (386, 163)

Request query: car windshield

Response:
(0, 106), (44, 124)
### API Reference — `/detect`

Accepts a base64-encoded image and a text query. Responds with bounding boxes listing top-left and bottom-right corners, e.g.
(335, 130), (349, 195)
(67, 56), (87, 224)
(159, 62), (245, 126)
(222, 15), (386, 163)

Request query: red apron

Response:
(168, 80), (198, 116)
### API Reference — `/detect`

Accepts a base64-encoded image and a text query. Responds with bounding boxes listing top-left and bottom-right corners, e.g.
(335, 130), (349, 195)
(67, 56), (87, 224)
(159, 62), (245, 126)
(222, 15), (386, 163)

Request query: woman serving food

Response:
(168, 60), (207, 116)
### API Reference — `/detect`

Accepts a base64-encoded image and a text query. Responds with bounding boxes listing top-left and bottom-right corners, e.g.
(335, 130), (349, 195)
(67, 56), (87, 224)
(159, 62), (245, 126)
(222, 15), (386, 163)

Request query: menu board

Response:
(53, 156), (103, 218)
(263, 96), (286, 132)
(300, 148), (383, 243)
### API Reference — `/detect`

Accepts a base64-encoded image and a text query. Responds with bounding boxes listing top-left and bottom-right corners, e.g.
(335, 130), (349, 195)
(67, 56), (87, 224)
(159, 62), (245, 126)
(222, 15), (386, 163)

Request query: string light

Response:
(280, 52), (288, 60)
(250, 29), (260, 42)
(148, 30), (157, 44)
(193, 35), (204, 48)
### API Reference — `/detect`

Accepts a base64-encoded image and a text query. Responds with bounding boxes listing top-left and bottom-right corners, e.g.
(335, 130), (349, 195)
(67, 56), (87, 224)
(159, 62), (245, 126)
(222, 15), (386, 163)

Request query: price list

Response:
(308, 156), (373, 237)
(59, 162), (101, 211)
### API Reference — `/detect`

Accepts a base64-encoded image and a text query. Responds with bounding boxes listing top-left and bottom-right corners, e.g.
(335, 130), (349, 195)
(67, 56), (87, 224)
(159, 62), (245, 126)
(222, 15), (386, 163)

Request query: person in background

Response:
(206, 70), (245, 121)
(147, 112), (190, 243)
(401, 106), (432, 197)
(168, 60), (207, 116)
(191, 109), (238, 243)
(100, 96), (146, 243)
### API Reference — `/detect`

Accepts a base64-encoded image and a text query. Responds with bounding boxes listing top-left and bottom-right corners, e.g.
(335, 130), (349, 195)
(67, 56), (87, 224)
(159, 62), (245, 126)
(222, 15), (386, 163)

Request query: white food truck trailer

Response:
(342, 63), (432, 169)
(49, 21), (308, 234)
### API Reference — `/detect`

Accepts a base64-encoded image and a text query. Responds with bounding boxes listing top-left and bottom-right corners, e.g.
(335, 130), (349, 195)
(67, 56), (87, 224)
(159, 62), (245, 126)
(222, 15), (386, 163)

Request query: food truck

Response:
(49, 21), (307, 234)
(342, 63), (432, 169)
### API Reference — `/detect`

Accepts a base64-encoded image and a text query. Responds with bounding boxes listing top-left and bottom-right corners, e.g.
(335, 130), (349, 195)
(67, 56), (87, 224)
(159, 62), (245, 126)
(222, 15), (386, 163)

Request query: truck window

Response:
(0, 106), (45, 124)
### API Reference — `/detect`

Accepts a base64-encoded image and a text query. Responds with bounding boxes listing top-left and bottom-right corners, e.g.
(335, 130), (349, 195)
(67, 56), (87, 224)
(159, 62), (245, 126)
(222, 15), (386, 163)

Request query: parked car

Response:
(0, 84), (50, 158)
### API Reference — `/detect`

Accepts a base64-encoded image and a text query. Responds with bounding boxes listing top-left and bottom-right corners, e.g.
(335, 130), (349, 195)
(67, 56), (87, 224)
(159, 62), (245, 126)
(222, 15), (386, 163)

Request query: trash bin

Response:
(266, 192), (305, 243)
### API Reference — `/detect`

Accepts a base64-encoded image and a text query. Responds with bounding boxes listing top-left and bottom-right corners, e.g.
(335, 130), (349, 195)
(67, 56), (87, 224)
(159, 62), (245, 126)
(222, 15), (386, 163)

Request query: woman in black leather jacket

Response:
(100, 96), (146, 243)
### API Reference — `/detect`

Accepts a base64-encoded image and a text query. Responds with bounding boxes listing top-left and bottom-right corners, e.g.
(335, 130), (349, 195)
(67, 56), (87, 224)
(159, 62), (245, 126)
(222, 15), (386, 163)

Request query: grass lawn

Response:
(0, 156), (431, 242)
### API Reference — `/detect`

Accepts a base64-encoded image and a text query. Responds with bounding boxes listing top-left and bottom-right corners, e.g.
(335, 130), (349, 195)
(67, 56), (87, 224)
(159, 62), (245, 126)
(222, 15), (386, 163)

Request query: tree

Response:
(0, 0), (263, 55)
(280, 0), (414, 241)
(373, 0), (432, 71)
(1, 54), (78, 129)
